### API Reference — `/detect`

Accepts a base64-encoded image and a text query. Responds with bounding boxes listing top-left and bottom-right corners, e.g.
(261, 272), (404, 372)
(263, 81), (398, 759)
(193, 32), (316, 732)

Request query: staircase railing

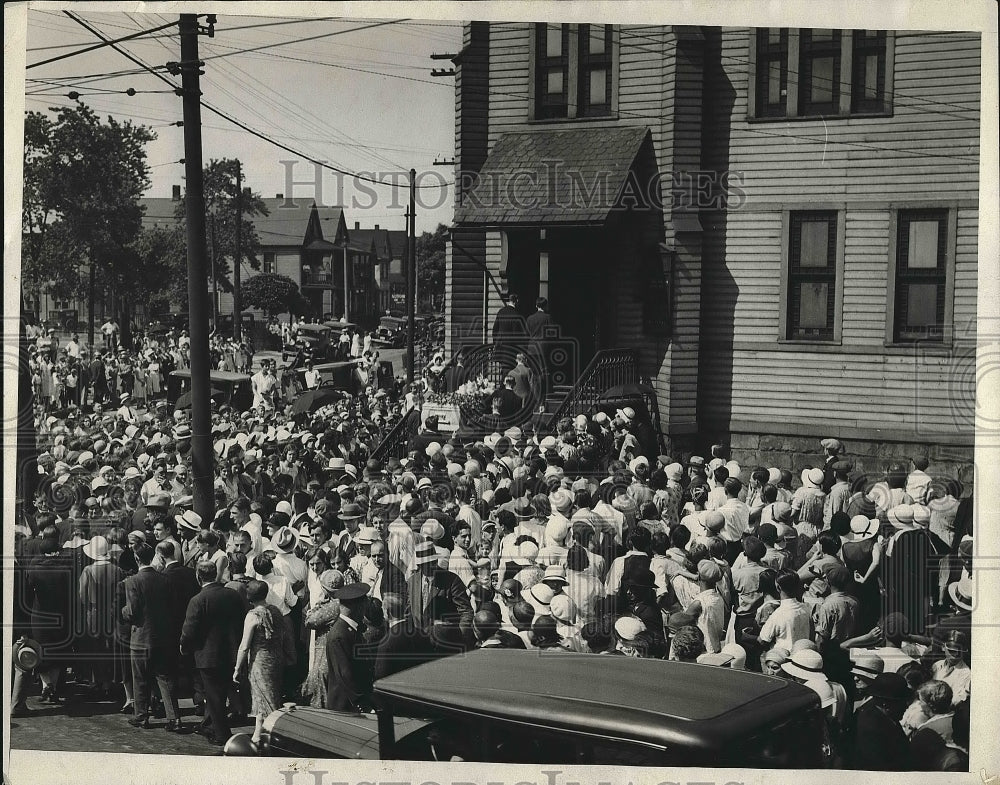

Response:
(545, 348), (639, 430)
(370, 406), (421, 462)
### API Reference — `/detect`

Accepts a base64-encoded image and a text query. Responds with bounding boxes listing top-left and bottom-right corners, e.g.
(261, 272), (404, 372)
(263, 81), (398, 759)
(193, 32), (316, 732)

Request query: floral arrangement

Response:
(425, 375), (496, 415)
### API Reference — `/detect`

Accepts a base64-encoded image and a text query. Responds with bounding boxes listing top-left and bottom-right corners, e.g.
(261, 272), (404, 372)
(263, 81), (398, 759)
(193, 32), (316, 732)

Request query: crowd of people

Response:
(25, 321), (258, 416)
(10, 340), (976, 770)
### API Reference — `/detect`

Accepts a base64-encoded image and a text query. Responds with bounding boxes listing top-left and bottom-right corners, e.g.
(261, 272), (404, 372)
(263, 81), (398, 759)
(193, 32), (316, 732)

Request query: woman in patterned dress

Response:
(234, 580), (289, 744)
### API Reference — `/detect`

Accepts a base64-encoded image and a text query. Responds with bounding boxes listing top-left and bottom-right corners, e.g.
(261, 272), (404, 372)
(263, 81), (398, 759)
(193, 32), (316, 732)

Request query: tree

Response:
(172, 158), (268, 294)
(241, 273), (302, 316)
(21, 104), (155, 346)
(416, 223), (447, 311)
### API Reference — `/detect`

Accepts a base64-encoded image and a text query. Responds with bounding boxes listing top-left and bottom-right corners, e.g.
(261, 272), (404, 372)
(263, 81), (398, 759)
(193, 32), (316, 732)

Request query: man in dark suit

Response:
(122, 542), (183, 730)
(525, 297), (557, 398)
(848, 673), (914, 771)
(373, 592), (433, 681)
(365, 541), (407, 603)
(325, 582), (373, 713)
(180, 561), (248, 744)
(406, 541), (474, 654)
(156, 540), (201, 713)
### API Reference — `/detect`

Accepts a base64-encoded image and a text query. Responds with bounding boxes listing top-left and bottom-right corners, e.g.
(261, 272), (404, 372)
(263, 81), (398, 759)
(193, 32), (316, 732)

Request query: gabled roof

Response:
(350, 227), (394, 261)
(256, 199), (347, 248)
(454, 126), (653, 226)
(139, 197), (350, 250)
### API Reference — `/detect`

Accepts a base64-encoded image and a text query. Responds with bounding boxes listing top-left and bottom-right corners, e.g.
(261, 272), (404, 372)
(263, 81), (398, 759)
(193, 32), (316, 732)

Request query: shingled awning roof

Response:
(454, 126), (653, 227)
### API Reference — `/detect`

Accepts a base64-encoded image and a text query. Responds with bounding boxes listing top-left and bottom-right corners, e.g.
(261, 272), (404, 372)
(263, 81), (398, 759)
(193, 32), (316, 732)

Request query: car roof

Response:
(297, 324), (331, 333)
(169, 370), (250, 383)
(374, 650), (818, 750)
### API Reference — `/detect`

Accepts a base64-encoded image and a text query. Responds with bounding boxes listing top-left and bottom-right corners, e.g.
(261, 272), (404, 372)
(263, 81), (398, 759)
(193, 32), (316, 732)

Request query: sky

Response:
(22, 8), (464, 233)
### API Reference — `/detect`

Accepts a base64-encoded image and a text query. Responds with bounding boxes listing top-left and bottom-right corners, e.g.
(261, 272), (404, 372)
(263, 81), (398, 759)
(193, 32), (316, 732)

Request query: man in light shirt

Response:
(717, 477), (751, 565)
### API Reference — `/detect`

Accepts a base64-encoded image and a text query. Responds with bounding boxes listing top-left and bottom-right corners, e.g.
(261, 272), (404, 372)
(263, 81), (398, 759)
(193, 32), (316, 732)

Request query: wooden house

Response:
(446, 23), (980, 477)
(141, 194), (379, 325)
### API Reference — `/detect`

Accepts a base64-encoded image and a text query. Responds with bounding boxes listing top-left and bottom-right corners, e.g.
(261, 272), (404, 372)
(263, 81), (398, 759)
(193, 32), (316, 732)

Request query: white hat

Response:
(849, 515), (879, 540)
(948, 570), (974, 611)
(355, 526), (379, 545)
(175, 509), (203, 531)
(275, 500), (294, 517)
(83, 535), (110, 561)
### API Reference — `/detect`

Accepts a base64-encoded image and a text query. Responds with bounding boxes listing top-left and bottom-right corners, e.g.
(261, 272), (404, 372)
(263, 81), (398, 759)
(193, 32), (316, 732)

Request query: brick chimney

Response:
(374, 224), (380, 230)
(172, 184), (181, 201)
(275, 193), (283, 199)
(355, 221), (360, 230)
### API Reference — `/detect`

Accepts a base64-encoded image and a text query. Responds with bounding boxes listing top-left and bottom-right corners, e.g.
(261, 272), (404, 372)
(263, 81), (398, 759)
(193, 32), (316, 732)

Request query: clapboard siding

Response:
(703, 29), (980, 204)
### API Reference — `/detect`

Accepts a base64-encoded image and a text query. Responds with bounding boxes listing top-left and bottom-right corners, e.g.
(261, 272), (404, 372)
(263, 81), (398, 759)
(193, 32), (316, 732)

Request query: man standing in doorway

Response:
(526, 297), (557, 399)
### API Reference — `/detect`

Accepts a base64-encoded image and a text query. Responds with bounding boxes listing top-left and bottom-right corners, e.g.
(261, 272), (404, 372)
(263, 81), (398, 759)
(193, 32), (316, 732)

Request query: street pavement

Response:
(9, 682), (254, 756)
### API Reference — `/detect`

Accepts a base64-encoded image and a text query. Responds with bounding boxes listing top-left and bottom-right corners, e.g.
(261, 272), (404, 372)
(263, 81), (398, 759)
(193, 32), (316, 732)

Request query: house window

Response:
(389, 259), (403, 276)
(892, 209), (949, 342)
(798, 29), (841, 116)
(263, 252), (275, 274)
(531, 23), (616, 120)
(786, 211), (839, 341)
(535, 23), (570, 119)
(755, 28), (788, 117)
(851, 30), (887, 113)
(751, 28), (891, 119)
(578, 25), (613, 117)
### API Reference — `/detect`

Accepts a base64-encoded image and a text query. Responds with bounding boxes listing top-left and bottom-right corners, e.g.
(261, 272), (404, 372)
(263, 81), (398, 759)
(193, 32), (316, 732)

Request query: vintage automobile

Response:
(167, 369), (252, 411)
(226, 649), (827, 767)
(282, 323), (335, 365)
(374, 315), (407, 347)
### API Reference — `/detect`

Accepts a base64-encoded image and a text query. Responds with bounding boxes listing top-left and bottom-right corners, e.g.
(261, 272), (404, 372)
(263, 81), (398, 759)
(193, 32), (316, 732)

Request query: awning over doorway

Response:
(454, 126), (653, 227)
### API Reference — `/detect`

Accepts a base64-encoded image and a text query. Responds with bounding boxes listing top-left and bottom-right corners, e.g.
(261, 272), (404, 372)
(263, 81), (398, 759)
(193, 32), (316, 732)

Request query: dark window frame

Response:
(780, 209), (844, 343)
(755, 28), (789, 117)
(890, 208), (951, 343)
(851, 29), (888, 114)
(798, 29), (842, 117)
(534, 23), (571, 120)
(578, 24), (614, 117)
(749, 28), (893, 120)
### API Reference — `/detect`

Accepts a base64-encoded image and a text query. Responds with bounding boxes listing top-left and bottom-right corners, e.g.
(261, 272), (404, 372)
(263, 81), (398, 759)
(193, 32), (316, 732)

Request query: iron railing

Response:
(371, 406), (421, 462)
(545, 348), (639, 429)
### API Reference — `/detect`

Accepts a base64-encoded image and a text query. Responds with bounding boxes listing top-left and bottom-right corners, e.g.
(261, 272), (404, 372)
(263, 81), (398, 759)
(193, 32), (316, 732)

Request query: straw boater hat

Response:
(948, 571), (974, 612)
(175, 509), (203, 532)
(849, 515), (879, 540)
(780, 649), (827, 682)
(413, 540), (439, 566)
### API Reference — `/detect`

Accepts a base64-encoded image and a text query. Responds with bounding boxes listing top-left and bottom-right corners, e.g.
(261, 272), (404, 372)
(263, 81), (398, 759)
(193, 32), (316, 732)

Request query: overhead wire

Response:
(61, 11), (454, 190)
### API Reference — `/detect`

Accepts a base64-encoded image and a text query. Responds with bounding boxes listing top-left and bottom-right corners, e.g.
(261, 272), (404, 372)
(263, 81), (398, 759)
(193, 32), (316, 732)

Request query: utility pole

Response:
(210, 213), (217, 330)
(406, 168), (416, 382)
(177, 13), (214, 524)
(233, 161), (242, 341)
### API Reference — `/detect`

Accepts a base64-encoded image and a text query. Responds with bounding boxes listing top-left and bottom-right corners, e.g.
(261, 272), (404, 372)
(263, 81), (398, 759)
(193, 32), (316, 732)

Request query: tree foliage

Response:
(416, 223), (448, 309)
(172, 158), (269, 292)
(241, 272), (302, 315)
(21, 105), (155, 308)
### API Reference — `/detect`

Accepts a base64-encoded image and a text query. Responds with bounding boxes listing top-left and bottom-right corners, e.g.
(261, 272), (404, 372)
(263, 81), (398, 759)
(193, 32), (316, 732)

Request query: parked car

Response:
(282, 323), (335, 365)
(227, 649), (827, 767)
(374, 315), (407, 347)
(167, 369), (252, 411)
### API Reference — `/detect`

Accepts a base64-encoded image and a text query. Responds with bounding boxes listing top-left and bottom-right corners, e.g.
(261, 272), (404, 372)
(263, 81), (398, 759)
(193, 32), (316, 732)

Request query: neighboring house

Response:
(350, 222), (402, 318)
(141, 192), (380, 324)
(446, 23), (979, 475)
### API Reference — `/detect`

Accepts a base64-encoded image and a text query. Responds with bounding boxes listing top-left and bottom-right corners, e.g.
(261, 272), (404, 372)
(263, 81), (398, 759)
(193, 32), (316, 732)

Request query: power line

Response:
(199, 19), (406, 62)
(62, 11), (455, 191)
(27, 18), (179, 69)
